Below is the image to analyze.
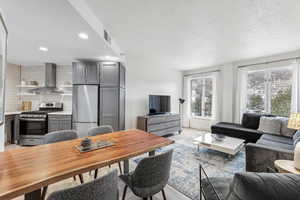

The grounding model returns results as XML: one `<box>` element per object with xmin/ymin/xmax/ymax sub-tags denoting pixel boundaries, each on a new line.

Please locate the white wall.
<box><xmin>5</xmin><ymin>63</ymin><xmax>21</xmax><ymax>111</ymax></box>
<box><xmin>125</xmin><ymin>59</ymin><xmax>182</xmax><ymax>129</ymax></box>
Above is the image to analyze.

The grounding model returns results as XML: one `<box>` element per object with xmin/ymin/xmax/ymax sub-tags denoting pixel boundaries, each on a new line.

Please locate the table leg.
<box><xmin>25</xmin><ymin>189</ymin><xmax>42</xmax><ymax>200</ymax></box>
<box><xmin>149</xmin><ymin>150</ymin><xmax>155</xmax><ymax>156</ymax></box>
<box><xmin>123</xmin><ymin>159</ymin><xmax>129</xmax><ymax>174</ymax></box>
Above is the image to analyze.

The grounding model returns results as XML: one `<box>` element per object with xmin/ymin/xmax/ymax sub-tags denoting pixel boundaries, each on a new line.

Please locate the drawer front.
<box><xmin>150</xmin><ymin>126</ymin><xmax>180</xmax><ymax>136</ymax></box>
<box><xmin>48</xmin><ymin>117</ymin><xmax>72</xmax><ymax>132</ymax></box>
<box><xmin>147</xmin><ymin>114</ymin><xmax>180</xmax><ymax>125</ymax></box>
<box><xmin>148</xmin><ymin>120</ymin><xmax>180</xmax><ymax>132</ymax></box>
<box><xmin>48</xmin><ymin>115</ymin><xmax>72</xmax><ymax>121</ymax></box>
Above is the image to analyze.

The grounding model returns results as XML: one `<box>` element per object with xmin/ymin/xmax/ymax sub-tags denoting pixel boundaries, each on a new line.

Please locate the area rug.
<box><xmin>134</xmin><ymin>131</ymin><xmax>245</xmax><ymax>200</ymax></box>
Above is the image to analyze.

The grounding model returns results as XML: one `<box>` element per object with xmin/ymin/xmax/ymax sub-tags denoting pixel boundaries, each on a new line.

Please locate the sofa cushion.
<box><xmin>241</xmin><ymin>113</ymin><xmax>275</xmax><ymax>130</ymax></box>
<box><xmin>257</xmin><ymin>116</ymin><xmax>281</xmax><ymax>135</ymax></box>
<box><xmin>226</xmin><ymin>173</ymin><xmax>300</xmax><ymax>200</ymax></box>
<box><xmin>257</xmin><ymin>137</ymin><xmax>294</xmax><ymax>151</ymax></box>
<box><xmin>277</xmin><ymin>117</ymin><xmax>297</xmax><ymax>137</ymax></box>
<box><xmin>241</xmin><ymin>113</ymin><xmax>263</xmax><ymax>130</ymax></box>
<box><xmin>260</xmin><ymin>134</ymin><xmax>294</xmax><ymax>145</ymax></box>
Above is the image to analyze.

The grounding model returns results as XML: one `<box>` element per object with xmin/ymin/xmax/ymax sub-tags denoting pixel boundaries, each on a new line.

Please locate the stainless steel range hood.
<box><xmin>32</xmin><ymin>63</ymin><xmax>62</xmax><ymax>94</ymax></box>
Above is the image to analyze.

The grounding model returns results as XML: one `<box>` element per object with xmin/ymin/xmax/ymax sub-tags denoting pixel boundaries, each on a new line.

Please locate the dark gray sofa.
<box><xmin>211</xmin><ymin>113</ymin><xmax>274</xmax><ymax>143</ymax></box>
<box><xmin>211</xmin><ymin>113</ymin><xmax>296</xmax><ymax>172</ymax></box>
<box><xmin>246</xmin><ymin>134</ymin><xmax>294</xmax><ymax>172</ymax></box>
<box><xmin>201</xmin><ymin>172</ymin><xmax>300</xmax><ymax>200</ymax></box>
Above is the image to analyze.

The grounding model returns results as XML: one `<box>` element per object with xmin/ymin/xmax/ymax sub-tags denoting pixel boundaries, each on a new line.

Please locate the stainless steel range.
<box><xmin>19</xmin><ymin>102</ymin><xmax>63</xmax><ymax>146</ymax></box>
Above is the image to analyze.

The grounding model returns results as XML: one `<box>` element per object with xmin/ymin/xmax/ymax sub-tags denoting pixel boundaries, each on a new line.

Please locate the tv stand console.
<box><xmin>137</xmin><ymin>113</ymin><xmax>181</xmax><ymax>136</ymax></box>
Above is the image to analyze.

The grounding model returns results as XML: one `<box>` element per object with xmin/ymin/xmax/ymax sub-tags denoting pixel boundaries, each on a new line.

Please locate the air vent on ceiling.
<box><xmin>104</xmin><ymin>29</ymin><xmax>111</xmax><ymax>44</ymax></box>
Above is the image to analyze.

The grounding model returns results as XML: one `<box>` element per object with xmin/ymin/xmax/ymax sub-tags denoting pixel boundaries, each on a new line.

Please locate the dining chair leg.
<box><xmin>79</xmin><ymin>174</ymin><xmax>84</xmax><ymax>184</ymax></box>
<box><xmin>94</xmin><ymin>169</ymin><xmax>98</xmax><ymax>179</ymax></box>
<box><xmin>122</xmin><ymin>185</ymin><xmax>128</xmax><ymax>200</ymax></box>
<box><xmin>143</xmin><ymin>198</ymin><xmax>147</xmax><ymax>200</ymax></box>
<box><xmin>41</xmin><ymin>186</ymin><xmax>48</xmax><ymax>200</ymax></box>
<box><xmin>150</xmin><ymin>196</ymin><xmax>153</xmax><ymax>200</ymax></box>
<box><xmin>162</xmin><ymin>189</ymin><xmax>167</xmax><ymax>200</ymax></box>
<box><xmin>118</xmin><ymin>162</ymin><xmax>123</xmax><ymax>174</ymax></box>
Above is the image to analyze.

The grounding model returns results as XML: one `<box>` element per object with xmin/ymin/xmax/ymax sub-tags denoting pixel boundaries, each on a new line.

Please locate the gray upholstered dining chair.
<box><xmin>88</xmin><ymin>125</ymin><xmax>123</xmax><ymax>178</ymax></box>
<box><xmin>42</xmin><ymin>130</ymin><xmax>83</xmax><ymax>200</ymax></box>
<box><xmin>47</xmin><ymin>170</ymin><xmax>119</xmax><ymax>200</ymax></box>
<box><xmin>120</xmin><ymin>149</ymin><xmax>173</xmax><ymax>200</ymax></box>
<box><xmin>88</xmin><ymin>125</ymin><xmax>114</xmax><ymax>136</ymax></box>
<box><xmin>44</xmin><ymin>130</ymin><xmax>78</xmax><ymax>144</ymax></box>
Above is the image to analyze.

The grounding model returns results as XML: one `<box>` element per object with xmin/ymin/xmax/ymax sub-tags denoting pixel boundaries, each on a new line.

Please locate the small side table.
<box><xmin>274</xmin><ymin>160</ymin><xmax>300</xmax><ymax>174</ymax></box>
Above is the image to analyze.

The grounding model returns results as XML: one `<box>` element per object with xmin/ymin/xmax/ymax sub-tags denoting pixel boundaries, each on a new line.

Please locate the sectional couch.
<box><xmin>201</xmin><ymin>172</ymin><xmax>300</xmax><ymax>200</ymax></box>
<box><xmin>211</xmin><ymin>113</ymin><xmax>296</xmax><ymax>172</ymax></box>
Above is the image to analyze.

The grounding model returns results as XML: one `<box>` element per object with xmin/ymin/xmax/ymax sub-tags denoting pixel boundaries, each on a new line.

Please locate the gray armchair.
<box><xmin>88</xmin><ymin>125</ymin><xmax>123</xmax><ymax>177</ymax></box>
<box><xmin>120</xmin><ymin>149</ymin><xmax>173</xmax><ymax>200</ymax></box>
<box><xmin>47</xmin><ymin>170</ymin><xmax>119</xmax><ymax>200</ymax></box>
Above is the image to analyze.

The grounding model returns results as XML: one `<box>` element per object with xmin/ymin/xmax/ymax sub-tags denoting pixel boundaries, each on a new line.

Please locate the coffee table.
<box><xmin>193</xmin><ymin>133</ymin><xmax>245</xmax><ymax>156</ymax></box>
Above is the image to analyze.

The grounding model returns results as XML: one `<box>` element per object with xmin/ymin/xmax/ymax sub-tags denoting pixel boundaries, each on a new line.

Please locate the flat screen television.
<box><xmin>149</xmin><ymin>95</ymin><xmax>171</xmax><ymax>115</ymax></box>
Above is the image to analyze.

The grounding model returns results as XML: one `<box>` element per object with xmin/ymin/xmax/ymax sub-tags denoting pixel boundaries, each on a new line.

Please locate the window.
<box><xmin>190</xmin><ymin>77</ymin><xmax>214</xmax><ymax>118</ymax></box>
<box><xmin>245</xmin><ymin>67</ymin><xmax>293</xmax><ymax>117</ymax></box>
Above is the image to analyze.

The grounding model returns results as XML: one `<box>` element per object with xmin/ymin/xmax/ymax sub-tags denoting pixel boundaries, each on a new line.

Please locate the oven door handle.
<box><xmin>19</xmin><ymin>118</ymin><xmax>46</xmax><ymax>122</ymax></box>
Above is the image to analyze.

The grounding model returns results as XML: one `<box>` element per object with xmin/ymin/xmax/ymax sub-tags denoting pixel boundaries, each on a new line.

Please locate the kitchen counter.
<box><xmin>5</xmin><ymin>111</ymin><xmax>22</xmax><ymax>115</ymax></box>
<box><xmin>48</xmin><ymin>111</ymin><xmax>72</xmax><ymax>115</ymax></box>
<box><xmin>5</xmin><ymin>111</ymin><xmax>72</xmax><ymax>115</ymax></box>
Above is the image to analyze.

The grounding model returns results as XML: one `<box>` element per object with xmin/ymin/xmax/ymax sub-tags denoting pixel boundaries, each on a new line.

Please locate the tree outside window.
<box><xmin>246</xmin><ymin>67</ymin><xmax>293</xmax><ymax>117</ymax></box>
<box><xmin>191</xmin><ymin>77</ymin><xmax>213</xmax><ymax>118</ymax></box>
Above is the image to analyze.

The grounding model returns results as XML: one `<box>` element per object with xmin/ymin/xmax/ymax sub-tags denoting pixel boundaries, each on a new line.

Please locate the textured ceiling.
<box><xmin>85</xmin><ymin>0</ymin><xmax>300</xmax><ymax>70</ymax></box>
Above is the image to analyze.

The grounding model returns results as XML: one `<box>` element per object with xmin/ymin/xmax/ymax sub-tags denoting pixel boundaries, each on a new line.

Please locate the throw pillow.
<box><xmin>293</xmin><ymin>130</ymin><xmax>300</xmax><ymax>148</ymax></box>
<box><xmin>277</xmin><ymin>117</ymin><xmax>297</xmax><ymax>138</ymax></box>
<box><xmin>241</xmin><ymin>113</ymin><xmax>263</xmax><ymax>130</ymax></box>
<box><xmin>257</xmin><ymin>117</ymin><xmax>281</xmax><ymax>135</ymax></box>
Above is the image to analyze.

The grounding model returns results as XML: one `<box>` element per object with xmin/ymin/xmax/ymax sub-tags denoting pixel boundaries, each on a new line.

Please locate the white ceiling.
<box><xmin>2</xmin><ymin>0</ymin><xmax>300</xmax><ymax>69</ymax></box>
<box><xmin>85</xmin><ymin>0</ymin><xmax>300</xmax><ymax>70</ymax></box>
<box><xmin>0</xmin><ymin>0</ymin><xmax>118</xmax><ymax>65</ymax></box>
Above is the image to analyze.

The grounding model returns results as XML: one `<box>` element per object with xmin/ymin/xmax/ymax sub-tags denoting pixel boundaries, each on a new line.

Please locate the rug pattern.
<box><xmin>134</xmin><ymin>131</ymin><xmax>245</xmax><ymax>200</ymax></box>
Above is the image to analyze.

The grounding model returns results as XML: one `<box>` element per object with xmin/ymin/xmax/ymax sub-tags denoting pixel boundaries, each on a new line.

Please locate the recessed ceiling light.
<box><xmin>99</xmin><ymin>55</ymin><xmax>120</xmax><ymax>61</ymax></box>
<box><xmin>78</xmin><ymin>32</ymin><xmax>89</xmax><ymax>39</ymax></box>
<box><xmin>39</xmin><ymin>46</ymin><xmax>48</xmax><ymax>52</ymax></box>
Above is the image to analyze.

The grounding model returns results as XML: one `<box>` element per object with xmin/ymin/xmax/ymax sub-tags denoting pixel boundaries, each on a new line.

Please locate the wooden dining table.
<box><xmin>0</xmin><ymin>129</ymin><xmax>174</xmax><ymax>200</ymax></box>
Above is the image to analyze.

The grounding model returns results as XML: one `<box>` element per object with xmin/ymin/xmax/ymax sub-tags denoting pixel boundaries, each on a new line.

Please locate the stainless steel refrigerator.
<box><xmin>72</xmin><ymin>85</ymin><xmax>99</xmax><ymax>138</ymax></box>
<box><xmin>72</xmin><ymin>61</ymin><xmax>126</xmax><ymax>138</ymax></box>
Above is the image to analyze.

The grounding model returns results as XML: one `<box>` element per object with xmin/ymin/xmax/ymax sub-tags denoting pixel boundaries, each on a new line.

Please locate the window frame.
<box><xmin>189</xmin><ymin>75</ymin><xmax>215</xmax><ymax>119</ymax></box>
<box><xmin>244</xmin><ymin>65</ymin><xmax>293</xmax><ymax>116</ymax></box>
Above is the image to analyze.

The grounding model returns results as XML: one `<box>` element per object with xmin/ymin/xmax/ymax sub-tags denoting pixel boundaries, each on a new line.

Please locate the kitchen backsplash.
<box><xmin>5</xmin><ymin>63</ymin><xmax>21</xmax><ymax>112</ymax></box>
<box><xmin>6</xmin><ymin>65</ymin><xmax>72</xmax><ymax>111</ymax></box>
